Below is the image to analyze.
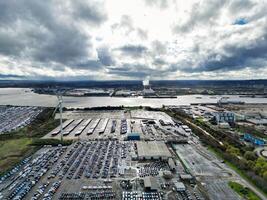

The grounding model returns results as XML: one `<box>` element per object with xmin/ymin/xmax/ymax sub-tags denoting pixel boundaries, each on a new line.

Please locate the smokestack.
<box><xmin>143</xmin><ymin>79</ymin><xmax>149</xmax><ymax>86</ymax></box>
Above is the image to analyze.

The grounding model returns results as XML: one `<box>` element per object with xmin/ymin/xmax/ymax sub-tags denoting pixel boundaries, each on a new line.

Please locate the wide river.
<box><xmin>0</xmin><ymin>88</ymin><xmax>267</xmax><ymax>108</ymax></box>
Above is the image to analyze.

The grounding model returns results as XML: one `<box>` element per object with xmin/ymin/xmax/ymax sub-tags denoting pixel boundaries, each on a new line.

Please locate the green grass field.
<box><xmin>0</xmin><ymin>108</ymin><xmax>60</xmax><ymax>175</ymax></box>
<box><xmin>228</xmin><ymin>181</ymin><xmax>261</xmax><ymax>200</ymax></box>
<box><xmin>0</xmin><ymin>138</ymin><xmax>36</xmax><ymax>173</ymax></box>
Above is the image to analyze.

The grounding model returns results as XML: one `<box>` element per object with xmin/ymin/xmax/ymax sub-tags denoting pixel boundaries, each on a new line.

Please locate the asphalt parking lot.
<box><xmin>0</xmin><ymin>106</ymin><xmax>43</xmax><ymax>134</ymax></box>
<box><xmin>0</xmin><ymin>110</ymin><xmax>248</xmax><ymax>200</ymax></box>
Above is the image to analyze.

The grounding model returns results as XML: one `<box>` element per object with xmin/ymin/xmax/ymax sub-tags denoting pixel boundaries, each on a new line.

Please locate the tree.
<box><xmin>247</xmin><ymin>160</ymin><xmax>255</xmax><ymax>170</ymax></box>
<box><xmin>244</xmin><ymin>151</ymin><xmax>257</xmax><ymax>161</ymax></box>
<box><xmin>263</xmin><ymin>171</ymin><xmax>267</xmax><ymax>182</ymax></box>
<box><xmin>238</xmin><ymin>158</ymin><xmax>249</xmax><ymax>170</ymax></box>
<box><xmin>226</xmin><ymin>145</ymin><xmax>241</xmax><ymax>156</ymax></box>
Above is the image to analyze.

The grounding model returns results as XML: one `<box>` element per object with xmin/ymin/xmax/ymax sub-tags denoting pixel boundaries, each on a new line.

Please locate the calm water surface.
<box><xmin>0</xmin><ymin>88</ymin><xmax>267</xmax><ymax>108</ymax></box>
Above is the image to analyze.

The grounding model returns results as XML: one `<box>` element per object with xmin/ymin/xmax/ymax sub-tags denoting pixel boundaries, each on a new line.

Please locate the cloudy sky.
<box><xmin>0</xmin><ymin>0</ymin><xmax>267</xmax><ymax>80</ymax></box>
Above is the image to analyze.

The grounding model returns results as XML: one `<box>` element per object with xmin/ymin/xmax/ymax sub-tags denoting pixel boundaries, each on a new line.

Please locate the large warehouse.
<box><xmin>136</xmin><ymin>141</ymin><xmax>172</xmax><ymax>160</ymax></box>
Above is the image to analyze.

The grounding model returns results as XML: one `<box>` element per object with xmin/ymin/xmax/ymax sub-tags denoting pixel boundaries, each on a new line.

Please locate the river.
<box><xmin>0</xmin><ymin>88</ymin><xmax>267</xmax><ymax>108</ymax></box>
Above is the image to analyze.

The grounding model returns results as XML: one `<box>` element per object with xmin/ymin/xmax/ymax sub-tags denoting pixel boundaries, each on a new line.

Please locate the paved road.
<box><xmin>255</xmin><ymin>147</ymin><xmax>267</xmax><ymax>158</ymax></box>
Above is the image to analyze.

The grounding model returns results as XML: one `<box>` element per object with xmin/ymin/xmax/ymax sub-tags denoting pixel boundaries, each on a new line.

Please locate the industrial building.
<box><xmin>244</xmin><ymin>133</ymin><xmax>265</xmax><ymax>146</ymax></box>
<box><xmin>143</xmin><ymin>176</ymin><xmax>158</xmax><ymax>191</ymax></box>
<box><xmin>168</xmin><ymin>158</ymin><xmax>176</xmax><ymax>171</ymax></box>
<box><xmin>180</xmin><ymin>174</ymin><xmax>194</xmax><ymax>182</ymax></box>
<box><xmin>136</xmin><ymin>141</ymin><xmax>172</xmax><ymax>160</ymax></box>
<box><xmin>247</xmin><ymin>118</ymin><xmax>267</xmax><ymax>125</ymax></box>
<box><xmin>173</xmin><ymin>181</ymin><xmax>186</xmax><ymax>192</ymax></box>
<box><xmin>213</xmin><ymin>111</ymin><xmax>235</xmax><ymax>124</ymax></box>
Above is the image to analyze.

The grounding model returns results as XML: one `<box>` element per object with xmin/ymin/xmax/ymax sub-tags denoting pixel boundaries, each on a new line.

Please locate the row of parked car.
<box><xmin>0</xmin><ymin>106</ymin><xmax>43</xmax><ymax>134</ymax></box>
<box><xmin>138</xmin><ymin>161</ymin><xmax>169</xmax><ymax>177</ymax></box>
<box><xmin>0</xmin><ymin>157</ymin><xmax>31</xmax><ymax>185</ymax></box>
<box><xmin>59</xmin><ymin>190</ymin><xmax>116</xmax><ymax>200</ymax></box>
<box><xmin>177</xmin><ymin>189</ymin><xmax>202</xmax><ymax>200</ymax></box>
<box><xmin>5</xmin><ymin>147</ymin><xmax>65</xmax><ymax>200</ymax></box>
<box><xmin>122</xmin><ymin>191</ymin><xmax>163</xmax><ymax>200</ymax></box>
<box><xmin>120</xmin><ymin>142</ymin><xmax>133</xmax><ymax>159</ymax></box>
<box><xmin>42</xmin><ymin>181</ymin><xmax>61</xmax><ymax>200</ymax></box>
<box><xmin>110</xmin><ymin>120</ymin><xmax>116</xmax><ymax>133</ymax></box>
<box><xmin>30</xmin><ymin>182</ymin><xmax>50</xmax><ymax>200</ymax></box>
<box><xmin>47</xmin><ymin>141</ymin><xmax>121</xmax><ymax>181</ymax></box>
<box><xmin>57</xmin><ymin>143</ymin><xmax>83</xmax><ymax>180</ymax></box>
<box><xmin>120</xmin><ymin>119</ymin><xmax>128</xmax><ymax>134</ymax></box>
<box><xmin>48</xmin><ymin>145</ymin><xmax>73</xmax><ymax>179</ymax></box>
<box><xmin>85</xmin><ymin>140</ymin><xmax>119</xmax><ymax>179</ymax></box>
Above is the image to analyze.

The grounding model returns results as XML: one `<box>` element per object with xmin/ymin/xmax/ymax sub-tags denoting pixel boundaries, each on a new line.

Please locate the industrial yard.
<box><xmin>0</xmin><ymin>109</ymin><xmax>256</xmax><ymax>200</ymax></box>
<box><xmin>1</xmin><ymin>0</ymin><xmax>267</xmax><ymax>198</ymax></box>
<box><xmin>43</xmin><ymin>110</ymin><xmax>189</xmax><ymax>142</ymax></box>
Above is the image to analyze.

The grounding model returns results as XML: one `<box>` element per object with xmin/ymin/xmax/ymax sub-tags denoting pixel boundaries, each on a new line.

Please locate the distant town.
<box><xmin>17</xmin><ymin>79</ymin><xmax>266</xmax><ymax>98</ymax></box>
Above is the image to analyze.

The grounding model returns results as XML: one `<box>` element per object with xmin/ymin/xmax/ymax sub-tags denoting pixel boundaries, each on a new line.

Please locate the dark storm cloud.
<box><xmin>116</xmin><ymin>45</ymin><xmax>148</xmax><ymax>58</ymax></box>
<box><xmin>107</xmin><ymin>63</ymin><xmax>150</xmax><ymax>78</ymax></box>
<box><xmin>72</xmin><ymin>1</ymin><xmax>107</xmax><ymax>24</ymax></box>
<box><xmin>109</xmin><ymin>70</ymin><xmax>149</xmax><ymax>78</ymax></box>
<box><xmin>97</xmin><ymin>47</ymin><xmax>115</xmax><ymax>66</ymax></box>
<box><xmin>0</xmin><ymin>74</ymin><xmax>25</xmax><ymax>78</ymax></box>
<box><xmin>74</xmin><ymin>47</ymin><xmax>115</xmax><ymax>69</ymax></box>
<box><xmin>32</xmin><ymin>28</ymin><xmax>90</xmax><ymax>64</ymax></box>
<box><xmin>0</xmin><ymin>0</ymin><xmax>107</xmax><ymax>67</ymax></box>
<box><xmin>182</xmin><ymin>34</ymin><xmax>267</xmax><ymax>73</ymax></box>
<box><xmin>0</xmin><ymin>31</ymin><xmax>25</xmax><ymax>56</ymax></box>
<box><xmin>75</xmin><ymin>59</ymin><xmax>103</xmax><ymax>70</ymax></box>
<box><xmin>153</xmin><ymin>58</ymin><xmax>167</xmax><ymax>66</ymax></box>
<box><xmin>107</xmin><ymin>62</ymin><xmax>173</xmax><ymax>78</ymax></box>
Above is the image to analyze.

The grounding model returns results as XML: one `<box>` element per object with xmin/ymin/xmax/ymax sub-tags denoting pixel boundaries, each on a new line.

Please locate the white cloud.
<box><xmin>0</xmin><ymin>0</ymin><xmax>266</xmax><ymax>80</ymax></box>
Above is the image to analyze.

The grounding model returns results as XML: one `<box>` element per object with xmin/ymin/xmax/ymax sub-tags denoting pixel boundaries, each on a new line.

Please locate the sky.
<box><xmin>0</xmin><ymin>0</ymin><xmax>267</xmax><ymax>80</ymax></box>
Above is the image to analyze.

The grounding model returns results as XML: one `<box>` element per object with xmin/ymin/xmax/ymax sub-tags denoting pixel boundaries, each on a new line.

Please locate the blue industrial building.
<box><xmin>127</xmin><ymin>132</ymin><xmax>140</xmax><ymax>140</ymax></box>
<box><xmin>244</xmin><ymin>133</ymin><xmax>265</xmax><ymax>146</ymax></box>
<box><xmin>213</xmin><ymin>111</ymin><xmax>235</xmax><ymax>123</ymax></box>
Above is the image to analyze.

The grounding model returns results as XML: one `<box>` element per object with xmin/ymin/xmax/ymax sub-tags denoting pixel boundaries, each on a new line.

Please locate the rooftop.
<box><xmin>137</xmin><ymin>141</ymin><xmax>172</xmax><ymax>158</ymax></box>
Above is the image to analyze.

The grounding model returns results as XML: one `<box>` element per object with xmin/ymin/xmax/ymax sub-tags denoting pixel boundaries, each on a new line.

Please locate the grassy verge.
<box><xmin>0</xmin><ymin>108</ymin><xmax>61</xmax><ymax>175</ymax></box>
<box><xmin>0</xmin><ymin>138</ymin><xmax>38</xmax><ymax>175</ymax></box>
<box><xmin>32</xmin><ymin>138</ymin><xmax>73</xmax><ymax>146</ymax></box>
<box><xmin>228</xmin><ymin>181</ymin><xmax>261</xmax><ymax>200</ymax></box>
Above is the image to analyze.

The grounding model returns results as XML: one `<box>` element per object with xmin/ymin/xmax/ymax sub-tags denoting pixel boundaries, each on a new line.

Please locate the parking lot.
<box><xmin>0</xmin><ymin>109</ymin><xmax>247</xmax><ymax>200</ymax></box>
<box><xmin>0</xmin><ymin>106</ymin><xmax>43</xmax><ymax>134</ymax></box>
<box><xmin>0</xmin><ymin>146</ymin><xmax>67</xmax><ymax>200</ymax></box>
